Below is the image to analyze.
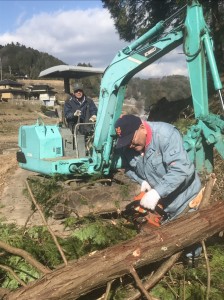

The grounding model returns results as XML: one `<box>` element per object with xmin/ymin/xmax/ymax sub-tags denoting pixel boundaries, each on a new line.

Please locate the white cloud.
<box><xmin>0</xmin><ymin>8</ymin><xmax>188</xmax><ymax>78</ymax></box>
<box><xmin>0</xmin><ymin>8</ymin><xmax>126</xmax><ymax>69</ymax></box>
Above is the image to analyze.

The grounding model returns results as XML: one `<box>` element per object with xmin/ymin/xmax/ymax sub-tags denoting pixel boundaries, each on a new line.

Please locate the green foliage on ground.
<box><xmin>25</xmin><ymin>176</ymin><xmax>64</xmax><ymax>217</ymax></box>
<box><xmin>149</xmin><ymin>242</ymin><xmax>224</xmax><ymax>299</ymax></box>
<box><xmin>0</xmin><ymin>215</ymin><xmax>137</xmax><ymax>289</ymax></box>
<box><xmin>1</xmin><ymin>164</ymin><xmax>224</xmax><ymax>297</ymax></box>
<box><xmin>1</xmin><ymin>203</ymin><xmax>224</xmax><ymax>299</ymax></box>
<box><xmin>72</xmin><ymin>217</ymin><xmax>137</xmax><ymax>250</ymax></box>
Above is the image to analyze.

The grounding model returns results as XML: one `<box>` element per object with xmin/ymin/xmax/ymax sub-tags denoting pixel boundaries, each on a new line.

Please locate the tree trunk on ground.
<box><xmin>5</xmin><ymin>201</ymin><xmax>224</xmax><ymax>300</ymax></box>
<box><xmin>53</xmin><ymin>175</ymin><xmax>140</xmax><ymax>218</ymax></box>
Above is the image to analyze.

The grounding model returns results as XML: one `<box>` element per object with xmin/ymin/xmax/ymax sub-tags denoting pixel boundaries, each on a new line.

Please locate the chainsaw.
<box><xmin>122</xmin><ymin>192</ymin><xmax>167</xmax><ymax>230</ymax></box>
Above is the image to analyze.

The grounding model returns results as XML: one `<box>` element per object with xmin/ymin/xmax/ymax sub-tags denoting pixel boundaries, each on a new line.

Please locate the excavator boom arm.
<box><xmin>91</xmin><ymin>0</ymin><xmax>223</xmax><ymax>175</ymax></box>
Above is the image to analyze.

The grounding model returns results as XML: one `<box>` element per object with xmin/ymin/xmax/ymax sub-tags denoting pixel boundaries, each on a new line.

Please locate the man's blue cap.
<box><xmin>114</xmin><ymin>114</ymin><xmax>142</xmax><ymax>148</ymax></box>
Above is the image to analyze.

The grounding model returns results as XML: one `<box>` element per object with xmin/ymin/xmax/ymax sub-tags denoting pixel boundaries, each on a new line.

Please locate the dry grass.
<box><xmin>212</xmin><ymin>152</ymin><xmax>224</xmax><ymax>201</ymax></box>
<box><xmin>0</xmin><ymin>102</ymin><xmax>56</xmax><ymax>149</ymax></box>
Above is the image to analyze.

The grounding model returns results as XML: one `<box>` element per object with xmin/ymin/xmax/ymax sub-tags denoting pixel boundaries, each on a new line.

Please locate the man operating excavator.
<box><xmin>64</xmin><ymin>83</ymin><xmax>97</xmax><ymax>134</ymax></box>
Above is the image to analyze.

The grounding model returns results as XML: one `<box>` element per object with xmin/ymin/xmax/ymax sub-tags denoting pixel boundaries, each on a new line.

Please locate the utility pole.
<box><xmin>0</xmin><ymin>57</ymin><xmax>2</xmax><ymax>81</ymax></box>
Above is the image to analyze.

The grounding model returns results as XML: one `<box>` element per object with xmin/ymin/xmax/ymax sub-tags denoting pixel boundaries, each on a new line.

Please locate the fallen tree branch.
<box><xmin>129</xmin><ymin>266</ymin><xmax>152</xmax><ymax>300</ymax></box>
<box><xmin>127</xmin><ymin>251</ymin><xmax>182</xmax><ymax>300</ymax></box>
<box><xmin>5</xmin><ymin>201</ymin><xmax>224</xmax><ymax>300</ymax></box>
<box><xmin>0</xmin><ymin>240</ymin><xmax>50</xmax><ymax>275</ymax></box>
<box><xmin>26</xmin><ymin>180</ymin><xmax>68</xmax><ymax>266</ymax></box>
<box><xmin>102</xmin><ymin>280</ymin><xmax>115</xmax><ymax>300</ymax></box>
<box><xmin>23</xmin><ymin>209</ymin><xmax>37</xmax><ymax>233</ymax></box>
<box><xmin>0</xmin><ymin>264</ymin><xmax>26</xmax><ymax>287</ymax></box>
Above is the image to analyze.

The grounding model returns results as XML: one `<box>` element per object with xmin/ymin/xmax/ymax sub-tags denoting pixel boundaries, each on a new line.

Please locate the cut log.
<box><xmin>5</xmin><ymin>201</ymin><xmax>224</xmax><ymax>300</ymax></box>
<box><xmin>53</xmin><ymin>177</ymin><xmax>140</xmax><ymax>218</ymax></box>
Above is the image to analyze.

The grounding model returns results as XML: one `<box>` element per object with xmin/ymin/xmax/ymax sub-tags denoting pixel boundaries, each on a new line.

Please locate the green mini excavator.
<box><xmin>17</xmin><ymin>0</ymin><xmax>224</xmax><ymax>177</ymax></box>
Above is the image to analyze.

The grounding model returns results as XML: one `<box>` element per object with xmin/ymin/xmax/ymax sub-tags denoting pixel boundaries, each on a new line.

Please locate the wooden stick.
<box><xmin>103</xmin><ymin>280</ymin><xmax>115</xmax><ymax>300</ymax></box>
<box><xmin>23</xmin><ymin>209</ymin><xmax>37</xmax><ymax>233</ymax></box>
<box><xmin>129</xmin><ymin>266</ymin><xmax>153</xmax><ymax>300</ymax></box>
<box><xmin>161</xmin><ymin>279</ymin><xmax>179</xmax><ymax>298</ymax></box>
<box><xmin>0</xmin><ymin>264</ymin><xmax>27</xmax><ymax>287</ymax></box>
<box><xmin>127</xmin><ymin>252</ymin><xmax>182</xmax><ymax>300</ymax></box>
<box><xmin>25</xmin><ymin>180</ymin><xmax>68</xmax><ymax>266</ymax></box>
<box><xmin>201</xmin><ymin>240</ymin><xmax>211</xmax><ymax>300</ymax></box>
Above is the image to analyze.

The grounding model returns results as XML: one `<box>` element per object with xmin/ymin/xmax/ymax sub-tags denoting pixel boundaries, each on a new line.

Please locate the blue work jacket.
<box><xmin>64</xmin><ymin>95</ymin><xmax>97</xmax><ymax>124</ymax></box>
<box><xmin>122</xmin><ymin>121</ymin><xmax>201</xmax><ymax>220</ymax></box>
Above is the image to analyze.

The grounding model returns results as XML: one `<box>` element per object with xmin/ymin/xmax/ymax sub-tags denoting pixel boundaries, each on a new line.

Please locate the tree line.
<box><xmin>0</xmin><ymin>42</ymin><xmax>65</xmax><ymax>80</ymax></box>
<box><xmin>0</xmin><ymin>42</ymin><xmax>192</xmax><ymax>106</ymax></box>
<box><xmin>127</xmin><ymin>75</ymin><xmax>191</xmax><ymax>110</ymax></box>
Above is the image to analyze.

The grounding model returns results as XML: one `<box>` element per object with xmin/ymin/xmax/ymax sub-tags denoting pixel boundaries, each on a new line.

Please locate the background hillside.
<box><xmin>0</xmin><ymin>43</ymin><xmax>65</xmax><ymax>79</ymax></box>
<box><xmin>0</xmin><ymin>42</ymin><xmax>219</xmax><ymax>113</ymax></box>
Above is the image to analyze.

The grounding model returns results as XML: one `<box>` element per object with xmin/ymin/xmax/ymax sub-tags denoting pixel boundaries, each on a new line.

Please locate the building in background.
<box><xmin>0</xmin><ymin>79</ymin><xmax>26</xmax><ymax>101</ymax></box>
<box><xmin>26</xmin><ymin>84</ymin><xmax>57</xmax><ymax>106</ymax></box>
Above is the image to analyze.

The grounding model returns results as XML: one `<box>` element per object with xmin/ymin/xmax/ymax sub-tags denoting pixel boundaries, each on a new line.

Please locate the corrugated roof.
<box><xmin>39</xmin><ymin>65</ymin><xmax>105</xmax><ymax>79</ymax></box>
<box><xmin>28</xmin><ymin>85</ymin><xmax>54</xmax><ymax>90</ymax></box>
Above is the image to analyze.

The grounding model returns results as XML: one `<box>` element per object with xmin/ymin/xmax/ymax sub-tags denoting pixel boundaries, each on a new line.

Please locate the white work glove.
<box><xmin>89</xmin><ymin>115</ymin><xmax>97</xmax><ymax>122</ymax></box>
<box><xmin>140</xmin><ymin>189</ymin><xmax>160</xmax><ymax>211</ymax></box>
<box><xmin>74</xmin><ymin>110</ymin><xmax>81</xmax><ymax>117</ymax></box>
<box><xmin>141</xmin><ymin>180</ymin><xmax>152</xmax><ymax>192</ymax></box>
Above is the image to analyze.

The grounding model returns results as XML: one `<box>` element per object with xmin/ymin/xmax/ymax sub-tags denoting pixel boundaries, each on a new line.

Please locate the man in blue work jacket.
<box><xmin>115</xmin><ymin>114</ymin><xmax>202</xmax><ymax>260</ymax></box>
<box><xmin>64</xmin><ymin>83</ymin><xmax>97</xmax><ymax>134</ymax></box>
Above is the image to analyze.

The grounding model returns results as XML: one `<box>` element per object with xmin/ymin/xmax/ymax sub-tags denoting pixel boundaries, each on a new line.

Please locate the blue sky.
<box><xmin>0</xmin><ymin>1</ymin><xmax>103</xmax><ymax>33</ymax></box>
<box><xmin>0</xmin><ymin>0</ymin><xmax>187</xmax><ymax>77</ymax></box>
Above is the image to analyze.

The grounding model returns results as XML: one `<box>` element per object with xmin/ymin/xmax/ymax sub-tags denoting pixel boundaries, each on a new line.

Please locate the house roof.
<box><xmin>0</xmin><ymin>79</ymin><xmax>23</xmax><ymax>87</ymax></box>
<box><xmin>28</xmin><ymin>85</ymin><xmax>54</xmax><ymax>90</ymax></box>
<box><xmin>39</xmin><ymin>65</ymin><xmax>105</xmax><ymax>79</ymax></box>
<box><xmin>0</xmin><ymin>89</ymin><xmax>27</xmax><ymax>94</ymax></box>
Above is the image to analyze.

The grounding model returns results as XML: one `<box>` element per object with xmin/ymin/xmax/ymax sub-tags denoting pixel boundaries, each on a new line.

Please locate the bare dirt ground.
<box><xmin>0</xmin><ymin>102</ymin><xmax>64</xmax><ymax>230</ymax></box>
